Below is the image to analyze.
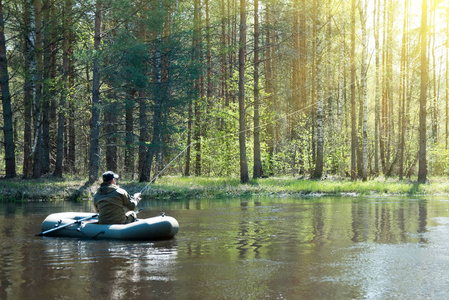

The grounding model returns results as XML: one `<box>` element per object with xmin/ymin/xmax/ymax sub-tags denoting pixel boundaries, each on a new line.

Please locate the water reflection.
<box><xmin>1</xmin><ymin>197</ymin><xmax>449</xmax><ymax>299</ymax></box>
<box><xmin>172</xmin><ymin>197</ymin><xmax>449</xmax><ymax>299</ymax></box>
<box><xmin>41</xmin><ymin>239</ymin><xmax>178</xmax><ymax>297</ymax></box>
<box><xmin>348</xmin><ymin>199</ymin><xmax>429</xmax><ymax>244</ymax></box>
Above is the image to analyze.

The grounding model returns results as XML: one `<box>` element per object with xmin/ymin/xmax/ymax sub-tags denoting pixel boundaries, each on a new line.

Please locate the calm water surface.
<box><xmin>1</xmin><ymin>196</ymin><xmax>449</xmax><ymax>299</ymax></box>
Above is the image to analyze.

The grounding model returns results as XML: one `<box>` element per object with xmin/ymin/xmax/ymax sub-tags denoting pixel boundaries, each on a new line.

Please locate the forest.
<box><xmin>0</xmin><ymin>0</ymin><xmax>448</xmax><ymax>183</ymax></box>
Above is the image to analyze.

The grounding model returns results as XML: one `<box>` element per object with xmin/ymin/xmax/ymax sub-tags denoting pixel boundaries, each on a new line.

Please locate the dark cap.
<box><xmin>102</xmin><ymin>171</ymin><xmax>119</xmax><ymax>182</ymax></box>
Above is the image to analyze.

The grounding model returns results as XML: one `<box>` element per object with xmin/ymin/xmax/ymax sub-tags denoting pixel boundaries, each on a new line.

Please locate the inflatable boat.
<box><xmin>38</xmin><ymin>212</ymin><xmax>179</xmax><ymax>240</ymax></box>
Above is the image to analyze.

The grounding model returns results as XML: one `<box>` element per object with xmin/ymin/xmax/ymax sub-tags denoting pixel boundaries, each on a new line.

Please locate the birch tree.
<box><xmin>32</xmin><ymin>0</ymin><xmax>44</xmax><ymax>178</ymax></box>
<box><xmin>88</xmin><ymin>0</ymin><xmax>102</xmax><ymax>182</ymax></box>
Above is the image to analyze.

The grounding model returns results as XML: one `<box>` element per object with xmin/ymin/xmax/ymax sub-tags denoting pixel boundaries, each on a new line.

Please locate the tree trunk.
<box><xmin>386</xmin><ymin>0</ymin><xmax>393</xmax><ymax>173</ymax></box>
<box><xmin>140</xmin><ymin>102</ymin><xmax>161</xmax><ymax>182</ymax></box>
<box><xmin>265</xmin><ymin>3</ymin><xmax>274</xmax><ymax>175</ymax></box>
<box><xmin>220</xmin><ymin>0</ymin><xmax>227</xmax><ymax>107</ymax></box>
<box><xmin>253</xmin><ymin>0</ymin><xmax>263</xmax><ymax>179</ymax></box>
<box><xmin>186</xmin><ymin>0</ymin><xmax>202</xmax><ymax>177</ymax></box>
<box><xmin>0</xmin><ymin>0</ymin><xmax>16</xmax><ymax>178</ymax></box>
<box><xmin>398</xmin><ymin>0</ymin><xmax>407</xmax><ymax>180</ymax></box>
<box><xmin>350</xmin><ymin>0</ymin><xmax>357</xmax><ymax>180</ymax></box>
<box><xmin>238</xmin><ymin>0</ymin><xmax>249</xmax><ymax>183</ymax></box>
<box><xmin>360</xmin><ymin>0</ymin><xmax>368</xmax><ymax>181</ymax></box>
<box><xmin>66</xmin><ymin>30</ymin><xmax>76</xmax><ymax>174</ymax></box>
<box><xmin>105</xmin><ymin>106</ymin><xmax>117</xmax><ymax>172</ymax></box>
<box><xmin>313</xmin><ymin>0</ymin><xmax>323</xmax><ymax>179</ymax></box>
<box><xmin>67</xmin><ymin>78</ymin><xmax>76</xmax><ymax>173</ymax></box>
<box><xmin>193</xmin><ymin>0</ymin><xmax>202</xmax><ymax>176</ymax></box>
<box><xmin>138</xmin><ymin>90</ymin><xmax>148</xmax><ymax>175</ymax></box>
<box><xmin>48</xmin><ymin>0</ymin><xmax>57</xmax><ymax>171</ymax></box>
<box><xmin>229</xmin><ymin>0</ymin><xmax>237</xmax><ymax>105</ymax></box>
<box><xmin>311</xmin><ymin>1</ymin><xmax>317</xmax><ymax>169</ymax></box>
<box><xmin>82</xmin><ymin>61</ymin><xmax>90</xmax><ymax>172</ymax></box>
<box><xmin>271</xmin><ymin>25</ymin><xmax>278</xmax><ymax>152</ymax></box>
<box><xmin>300</xmin><ymin>0</ymin><xmax>307</xmax><ymax>109</ymax></box>
<box><xmin>42</xmin><ymin>0</ymin><xmax>52</xmax><ymax>174</ymax></box>
<box><xmin>124</xmin><ymin>92</ymin><xmax>135</xmax><ymax>178</ymax></box>
<box><xmin>291</xmin><ymin>0</ymin><xmax>300</xmax><ymax>140</ymax></box>
<box><xmin>32</xmin><ymin>0</ymin><xmax>44</xmax><ymax>178</ymax></box>
<box><xmin>140</xmin><ymin>36</ymin><xmax>164</xmax><ymax>182</ymax></box>
<box><xmin>206</xmin><ymin>0</ymin><xmax>212</xmax><ymax>106</ymax></box>
<box><xmin>23</xmin><ymin>0</ymin><xmax>34</xmax><ymax>178</ymax></box>
<box><xmin>298</xmin><ymin>0</ymin><xmax>307</xmax><ymax>175</ymax></box>
<box><xmin>326</xmin><ymin>7</ymin><xmax>333</xmax><ymax>162</ymax></box>
<box><xmin>374</xmin><ymin>0</ymin><xmax>380</xmax><ymax>175</ymax></box>
<box><xmin>431</xmin><ymin>2</ymin><xmax>437</xmax><ymax>144</ymax></box>
<box><xmin>184</xmin><ymin>101</ymin><xmax>192</xmax><ymax>176</ymax></box>
<box><xmin>54</xmin><ymin>87</ymin><xmax>65</xmax><ymax>178</ymax></box>
<box><xmin>337</xmin><ymin>61</ymin><xmax>344</xmax><ymax>175</ymax></box>
<box><xmin>445</xmin><ymin>7</ymin><xmax>449</xmax><ymax>149</ymax></box>
<box><xmin>54</xmin><ymin>0</ymin><xmax>72</xmax><ymax>177</ymax></box>
<box><xmin>418</xmin><ymin>0</ymin><xmax>428</xmax><ymax>183</ymax></box>
<box><xmin>357</xmin><ymin>82</ymin><xmax>363</xmax><ymax>179</ymax></box>
<box><xmin>380</xmin><ymin>0</ymin><xmax>387</xmax><ymax>175</ymax></box>
<box><xmin>89</xmin><ymin>0</ymin><xmax>102</xmax><ymax>182</ymax></box>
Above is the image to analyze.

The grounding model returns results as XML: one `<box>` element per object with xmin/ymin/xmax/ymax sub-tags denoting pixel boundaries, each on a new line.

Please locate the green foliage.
<box><xmin>428</xmin><ymin>144</ymin><xmax>449</xmax><ymax>176</ymax></box>
<box><xmin>105</xmin><ymin>31</ymin><xmax>152</xmax><ymax>90</ymax></box>
<box><xmin>2</xmin><ymin>0</ymin><xmax>449</xmax><ymax>182</ymax></box>
<box><xmin>200</xmin><ymin>102</ymin><xmax>241</xmax><ymax>176</ymax></box>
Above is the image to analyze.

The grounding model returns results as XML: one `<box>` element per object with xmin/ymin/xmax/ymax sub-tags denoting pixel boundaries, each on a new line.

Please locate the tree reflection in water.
<box><xmin>2</xmin><ymin>197</ymin><xmax>449</xmax><ymax>299</ymax></box>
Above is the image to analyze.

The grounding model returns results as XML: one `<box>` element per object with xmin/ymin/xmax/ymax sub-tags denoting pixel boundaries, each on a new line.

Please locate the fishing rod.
<box><xmin>137</xmin><ymin>145</ymin><xmax>191</xmax><ymax>195</ymax></box>
<box><xmin>137</xmin><ymin>73</ymin><xmax>357</xmax><ymax>196</ymax></box>
<box><xmin>137</xmin><ymin>101</ymin><xmax>318</xmax><ymax>196</ymax></box>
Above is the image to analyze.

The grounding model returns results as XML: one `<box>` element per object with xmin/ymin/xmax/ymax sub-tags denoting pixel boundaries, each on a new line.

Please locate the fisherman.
<box><xmin>93</xmin><ymin>171</ymin><xmax>141</xmax><ymax>224</ymax></box>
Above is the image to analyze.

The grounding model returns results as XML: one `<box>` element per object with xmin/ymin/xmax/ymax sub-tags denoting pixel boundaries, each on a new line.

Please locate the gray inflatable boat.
<box><xmin>39</xmin><ymin>212</ymin><xmax>179</xmax><ymax>240</ymax></box>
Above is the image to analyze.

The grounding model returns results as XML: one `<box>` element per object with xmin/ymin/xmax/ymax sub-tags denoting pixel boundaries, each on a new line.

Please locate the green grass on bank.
<box><xmin>0</xmin><ymin>175</ymin><xmax>448</xmax><ymax>201</ymax></box>
<box><xmin>0</xmin><ymin>177</ymin><xmax>91</xmax><ymax>201</ymax></box>
<box><xmin>126</xmin><ymin>175</ymin><xmax>449</xmax><ymax>199</ymax></box>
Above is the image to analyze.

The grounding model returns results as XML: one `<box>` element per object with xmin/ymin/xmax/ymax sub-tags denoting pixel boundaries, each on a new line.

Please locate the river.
<box><xmin>1</xmin><ymin>196</ymin><xmax>449</xmax><ymax>299</ymax></box>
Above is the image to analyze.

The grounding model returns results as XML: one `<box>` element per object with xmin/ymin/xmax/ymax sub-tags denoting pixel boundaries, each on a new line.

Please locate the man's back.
<box><xmin>93</xmin><ymin>184</ymin><xmax>137</xmax><ymax>224</ymax></box>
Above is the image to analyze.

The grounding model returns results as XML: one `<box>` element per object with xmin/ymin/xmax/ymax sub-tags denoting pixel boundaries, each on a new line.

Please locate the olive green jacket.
<box><xmin>93</xmin><ymin>183</ymin><xmax>139</xmax><ymax>224</ymax></box>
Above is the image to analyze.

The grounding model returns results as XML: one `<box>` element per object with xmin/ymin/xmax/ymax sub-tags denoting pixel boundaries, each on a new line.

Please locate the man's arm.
<box><xmin>93</xmin><ymin>195</ymin><xmax>99</xmax><ymax>212</ymax></box>
<box><xmin>122</xmin><ymin>190</ymin><xmax>140</xmax><ymax>210</ymax></box>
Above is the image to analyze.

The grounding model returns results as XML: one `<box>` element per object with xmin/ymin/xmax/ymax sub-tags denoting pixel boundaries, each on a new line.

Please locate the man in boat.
<box><xmin>93</xmin><ymin>171</ymin><xmax>141</xmax><ymax>224</ymax></box>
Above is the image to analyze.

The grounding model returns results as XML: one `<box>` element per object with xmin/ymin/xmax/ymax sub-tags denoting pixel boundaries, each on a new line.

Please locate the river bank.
<box><xmin>0</xmin><ymin>175</ymin><xmax>448</xmax><ymax>201</ymax></box>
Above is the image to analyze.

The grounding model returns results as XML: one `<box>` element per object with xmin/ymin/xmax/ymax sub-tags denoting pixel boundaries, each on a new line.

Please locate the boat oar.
<box><xmin>36</xmin><ymin>213</ymin><xmax>99</xmax><ymax>236</ymax></box>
